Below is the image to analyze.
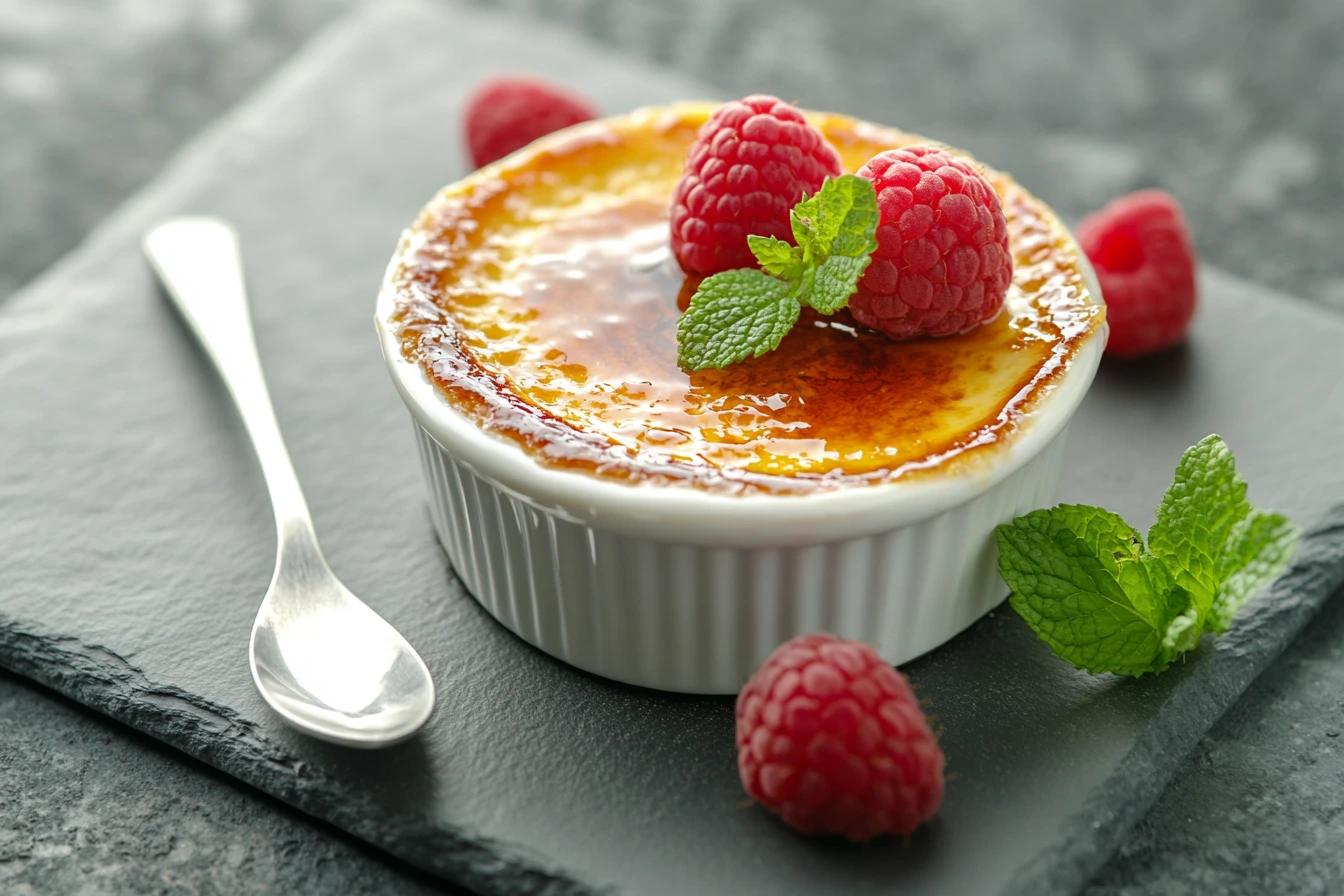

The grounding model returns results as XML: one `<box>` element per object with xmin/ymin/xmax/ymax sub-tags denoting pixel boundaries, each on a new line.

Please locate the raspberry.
<box><xmin>848</xmin><ymin>146</ymin><xmax>1012</xmax><ymax>339</ymax></box>
<box><xmin>1076</xmin><ymin>189</ymin><xmax>1198</xmax><ymax>357</ymax></box>
<box><xmin>671</xmin><ymin>95</ymin><xmax>843</xmax><ymax>275</ymax></box>
<box><xmin>463</xmin><ymin>76</ymin><xmax>598</xmax><ymax>169</ymax></box>
<box><xmin>736</xmin><ymin>633</ymin><xmax>945</xmax><ymax>841</ymax></box>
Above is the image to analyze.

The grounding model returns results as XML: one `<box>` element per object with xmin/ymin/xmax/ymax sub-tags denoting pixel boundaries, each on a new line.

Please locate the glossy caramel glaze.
<box><xmin>386</xmin><ymin>105</ymin><xmax>1104</xmax><ymax>494</ymax></box>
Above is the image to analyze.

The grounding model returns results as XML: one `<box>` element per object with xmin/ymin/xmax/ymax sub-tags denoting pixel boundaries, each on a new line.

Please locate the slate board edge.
<box><xmin>0</xmin><ymin>616</ymin><xmax>595</xmax><ymax>896</ymax></box>
<box><xmin>3</xmin><ymin>1</ymin><xmax>1344</xmax><ymax>893</ymax></box>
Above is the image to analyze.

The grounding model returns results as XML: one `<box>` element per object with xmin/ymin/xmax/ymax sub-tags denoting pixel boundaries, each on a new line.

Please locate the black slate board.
<box><xmin>3</xmin><ymin>2</ymin><xmax>1344</xmax><ymax>894</ymax></box>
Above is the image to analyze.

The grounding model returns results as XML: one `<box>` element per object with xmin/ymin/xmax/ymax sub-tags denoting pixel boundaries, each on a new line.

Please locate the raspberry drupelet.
<box><xmin>1076</xmin><ymin>189</ymin><xmax>1198</xmax><ymax>358</ymax></box>
<box><xmin>736</xmin><ymin>633</ymin><xmax>945</xmax><ymax>841</ymax></box>
<box><xmin>849</xmin><ymin>145</ymin><xmax>1013</xmax><ymax>340</ymax></box>
<box><xmin>671</xmin><ymin>95</ymin><xmax>844</xmax><ymax>275</ymax></box>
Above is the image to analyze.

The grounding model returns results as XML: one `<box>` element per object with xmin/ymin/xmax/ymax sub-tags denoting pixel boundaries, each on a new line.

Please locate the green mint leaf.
<box><xmin>1046</xmin><ymin>504</ymin><xmax>1143</xmax><ymax>571</ymax></box>
<box><xmin>1161</xmin><ymin>598</ymin><xmax>1201</xmax><ymax>657</ymax></box>
<box><xmin>825</xmin><ymin>176</ymin><xmax>881</xmax><ymax>259</ymax></box>
<box><xmin>1148</xmin><ymin>434</ymin><xmax>1251</xmax><ymax>620</ymax></box>
<box><xmin>804</xmin><ymin>254</ymin><xmax>872</xmax><ymax>314</ymax></box>
<box><xmin>995</xmin><ymin>509</ymin><xmax>1166</xmax><ymax>677</ymax></box>
<box><xmin>814</xmin><ymin>174</ymin><xmax>879</xmax><ymax>257</ymax></box>
<box><xmin>747</xmin><ymin>235</ymin><xmax>805</xmax><ymax>280</ymax></box>
<box><xmin>790</xmin><ymin>191</ymin><xmax>823</xmax><ymax>257</ymax></box>
<box><xmin>789</xmin><ymin>175</ymin><xmax>879</xmax><ymax>264</ymax></box>
<box><xmin>676</xmin><ymin>269</ymin><xmax>800</xmax><ymax>372</ymax></box>
<box><xmin>790</xmin><ymin>175</ymin><xmax>879</xmax><ymax>314</ymax></box>
<box><xmin>1117</xmin><ymin>552</ymin><xmax>1184</xmax><ymax>634</ymax></box>
<box><xmin>1206</xmin><ymin>511</ymin><xmax>1300</xmax><ymax>632</ymax></box>
<box><xmin>784</xmin><ymin>184</ymin><xmax>827</xmax><ymax>251</ymax></box>
<box><xmin>1029</xmin><ymin>505</ymin><xmax>1186</xmax><ymax>635</ymax></box>
<box><xmin>996</xmin><ymin>435</ymin><xmax>1300</xmax><ymax>677</ymax></box>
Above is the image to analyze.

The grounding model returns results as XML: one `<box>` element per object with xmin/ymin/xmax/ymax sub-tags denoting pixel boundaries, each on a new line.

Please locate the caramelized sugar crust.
<box><xmin>386</xmin><ymin>105</ymin><xmax>1104</xmax><ymax>494</ymax></box>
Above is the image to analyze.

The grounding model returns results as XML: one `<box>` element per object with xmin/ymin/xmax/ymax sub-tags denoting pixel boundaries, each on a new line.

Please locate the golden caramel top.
<box><xmin>386</xmin><ymin>105</ymin><xmax>1104</xmax><ymax>494</ymax></box>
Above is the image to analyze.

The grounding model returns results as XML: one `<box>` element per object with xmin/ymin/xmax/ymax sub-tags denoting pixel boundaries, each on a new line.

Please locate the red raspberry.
<box><xmin>1076</xmin><ymin>189</ymin><xmax>1198</xmax><ymax>357</ymax></box>
<box><xmin>849</xmin><ymin>146</ymin><xmax>1012</xmax><ymax>339</ymax></box>
<box><xmin>736</xmin><ymin>633</ymin><xmax>945</xmax><ymax>842</ymax></box>
<box><xmin>671</xmin><ymin>95</ymin><xmax>843</xmax><ymax>275</ymax></box>
<box><xmin>463</xmin><ymin>76</ymin><xmax>598</xmax><ymax>169</ymax></box>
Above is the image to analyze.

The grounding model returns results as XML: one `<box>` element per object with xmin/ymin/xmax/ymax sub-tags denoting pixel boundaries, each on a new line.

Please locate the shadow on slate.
<box><xmin>2</xmin><ymin>1</ymin><xmax>1344</xmax><ymax>894</ymax></box>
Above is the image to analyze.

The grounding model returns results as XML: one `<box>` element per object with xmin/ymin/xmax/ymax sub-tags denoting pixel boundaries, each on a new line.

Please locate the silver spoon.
<box><xmin>143</xmin><ymin>217</ymin><xmax>435</xmax><ymax>749</ymax></box>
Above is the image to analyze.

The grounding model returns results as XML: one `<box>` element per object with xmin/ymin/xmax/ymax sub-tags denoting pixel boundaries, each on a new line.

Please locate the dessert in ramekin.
<box><xmin>376</xmin><ymin>103</ymin><xmax>1106</xmax><ymax>694</ymax></box>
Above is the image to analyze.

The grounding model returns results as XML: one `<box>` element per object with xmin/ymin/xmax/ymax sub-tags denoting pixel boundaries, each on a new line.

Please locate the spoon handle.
<box><xmin>143</xmin><ymin>218</ymin><xmax>316</xmax><ymax>548</ymax></box>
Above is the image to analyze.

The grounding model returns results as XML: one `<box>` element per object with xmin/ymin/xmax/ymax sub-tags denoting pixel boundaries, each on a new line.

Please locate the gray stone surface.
<box><xmin>0</xmin><ymin>670</ymin><xmax>451</xmax><ymax>896</ymax></box>
<box><xmin>0</xmin><ymin>0</ymin><xmax>351</xmax><ymax>302</ymax></box>
<box><xmin>2</xmin><ymin>0</ymin><xmax>1343</xmax><ymax>894</ymax></box>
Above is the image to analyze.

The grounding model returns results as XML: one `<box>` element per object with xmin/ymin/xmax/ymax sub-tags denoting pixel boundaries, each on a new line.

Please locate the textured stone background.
<box><xmin>0</xmin><ymin>673</ymin><xmax>449</xmax><ymax>895</ymax></box>
<box><xmin>2</xmin><ymin>0</ymin><xmax>1343</xmax><ymax>893</ymax></box>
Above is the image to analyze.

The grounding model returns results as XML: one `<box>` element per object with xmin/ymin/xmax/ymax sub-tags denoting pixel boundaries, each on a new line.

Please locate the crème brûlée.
<box><xmin>384</xmin><ymin>104</ymin><xmax>1105</xmax><ymax>495</ymax></box>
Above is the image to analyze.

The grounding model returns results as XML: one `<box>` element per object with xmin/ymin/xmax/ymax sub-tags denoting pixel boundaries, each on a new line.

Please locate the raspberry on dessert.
<box><xmin>670</xmin><ymin>95</ymin><xmax>843</xmax><ymax>275</ymax></box>
<box><xmin>463</xmin><ymin>76</ymin><xmax>598</xmax><ymax>169</ymax></box>
<box><xmin>849</xmin><ymin>146</ymin><xmax>1012</xmax><ymax>340</ymax></box>
<box><xmin>736</xmin><ymin>633</ymin><xmax>945</xmax><ymax>841</ymax></box>
<box><xmin>1076</xmin><ymin>189</ymin><xmax>1198</xmax><ymax>358</ymax></box>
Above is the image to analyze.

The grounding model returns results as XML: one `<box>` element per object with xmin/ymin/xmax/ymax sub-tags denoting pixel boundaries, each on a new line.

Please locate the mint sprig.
<box><xmin>676</xmin><ymin>175</ymin><xmax>879</xmax><ymax>372</ymax></box>
<box><xmin>996</xmin><ymin>435</ymin><xmax>1300</xmax><ymax>677</ymax></box>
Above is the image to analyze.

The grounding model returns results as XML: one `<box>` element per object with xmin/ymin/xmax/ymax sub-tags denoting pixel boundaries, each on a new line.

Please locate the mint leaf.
<box><xmin>1119</xmin><ymin>549</ymin><xmax>1196</xmax><ymax>657</ymax></box>
<box><xmin>790</xmin><ymin>191</ymin><xmax>824</xmax><ymax>255</ymax></box>
<box><xmin>805</xmin><ymin>254</ymin><xmax>871</xmax><ymax>314</ymax></box>
<box><xmin>825</xmin><ymin>176</ymin><xmax>881</xmax><ymax>259</ymax></box>
<box><xmin>676</xmin><ymin>269</ymin><xmax>799</xmax><ymax>372</ymax></box>
<box><xmin>678</xmin><ymin>176</ymin><xmax>880</xmax><ymax>370</ymax></box>
<box><xmin>1207</xmin><ymin>511</ymin><xmax>1300</xmax><ymax>632</ymax></box>
<box><xmin>1161</xmin><ymin>600</ymin><xmax>1201</xmax><ymax>657</ymax></box>
<box><xmin>1047</xmin><ymin>504</ymin><xmax>1143</xmax><ymax>571</ymax></box>
<box><xmin>747</xmin><ymin>235</ymin><xmax>805</xmax><ymax>280</ymax></box>
<box><xmin>996</xmin><ymin>434</ymin><xmax>1299</xmax><ymax>678</ymax></box>
<box><xmin>1030</xmin><ymin>505</ymin><xmax>1182</xmax><ymax>631</ymax></box>
<box><xmin>996</xmin><ymin>509</ymin><xmax>1167</xmax><ymax>677</ymax></box>
<box><xmin>793</xmin><ymin>175</ymin><xmax>878</xmax><ymax>314</ymax></box>
<box><xmin>1117</xmin><ymin>553</ymin><xmax>1184</xmax><ymax>632</ymax></box>
<box><xmin>1148</xmin><ymin>435</ymin><xmax>1251</xmax><ymax>618</ymax></box>
<box><xmin>788</xmin><ymin>174</ymin><xmax>881</xmax><ymax>262</ymax></box>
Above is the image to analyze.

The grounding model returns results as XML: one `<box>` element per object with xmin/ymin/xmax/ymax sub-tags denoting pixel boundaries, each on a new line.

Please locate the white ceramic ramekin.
<box><xmin>375</xmin><ymin>128</ymin><xmax>1106</xmax><ymax>695</ymax></box>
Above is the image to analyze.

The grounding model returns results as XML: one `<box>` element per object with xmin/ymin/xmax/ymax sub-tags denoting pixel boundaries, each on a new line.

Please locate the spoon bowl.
<box><xmin>251</xmin><ymin>579</ymin><xmax>435</xmax><ymax>748</ymax></box>
<box><xmin>248</xmin><ymin>532</ymin><xmax>435</xmax><ymax>746</ymax></box>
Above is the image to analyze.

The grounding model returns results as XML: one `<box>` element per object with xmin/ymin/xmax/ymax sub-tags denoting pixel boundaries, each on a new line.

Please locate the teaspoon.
<box><xmin>144</xmin><ymin>217</ymin><xmax>435</xmax><ymax>748</ymax></box>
